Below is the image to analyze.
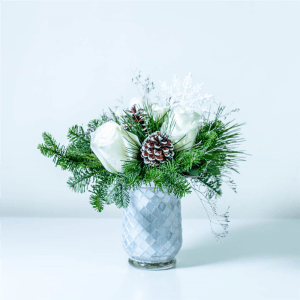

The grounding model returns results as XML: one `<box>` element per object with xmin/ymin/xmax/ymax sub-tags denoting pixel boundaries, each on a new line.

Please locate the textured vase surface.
<box><xmin>122</xmin><ymin>184</ymin><xmax>182</xmax><ymax>264</ymax></box>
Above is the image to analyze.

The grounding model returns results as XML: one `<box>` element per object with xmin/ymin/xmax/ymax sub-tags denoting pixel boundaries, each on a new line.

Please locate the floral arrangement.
<box><xmin>38</xmin><ymin>73</ymin><xmax>246</xmax><ymax>240</ymax></box>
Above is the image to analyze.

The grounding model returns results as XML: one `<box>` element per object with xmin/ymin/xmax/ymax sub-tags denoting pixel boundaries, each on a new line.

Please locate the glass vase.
<box><xmin>122</xmin><ymin>183</ymin><xmax>182</xmax><ymax>270</ymax></box>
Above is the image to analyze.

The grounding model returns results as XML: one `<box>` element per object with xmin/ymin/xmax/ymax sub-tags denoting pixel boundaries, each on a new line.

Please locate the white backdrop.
<box><xmin>1</xmin><ymin>1</ymin><xmax>299</xmax><ymax>219</ymax></box>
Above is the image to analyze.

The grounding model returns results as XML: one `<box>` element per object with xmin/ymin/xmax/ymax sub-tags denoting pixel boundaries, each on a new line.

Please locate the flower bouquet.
<box><xmin>38</xmin><ymin>73</ymin><xmax>246</xmax><ymax>269</ymax></box>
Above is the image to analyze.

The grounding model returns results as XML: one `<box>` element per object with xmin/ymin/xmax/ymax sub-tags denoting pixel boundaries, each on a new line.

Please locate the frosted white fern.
<box><xmin>159</xmin><ymin>73</ymin><xmax>213</xmax><ymax>114</ymax></box>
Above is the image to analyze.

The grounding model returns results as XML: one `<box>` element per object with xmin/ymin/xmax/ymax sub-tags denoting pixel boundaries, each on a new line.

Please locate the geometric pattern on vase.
<box><xmin>122</xmin><ymin>183</ymin><xmax>182</xmax><ymax>263</ymax></box>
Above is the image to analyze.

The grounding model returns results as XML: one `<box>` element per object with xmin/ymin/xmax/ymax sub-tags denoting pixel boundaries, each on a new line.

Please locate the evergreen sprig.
<box><xmin>38</xmin><ymin>102</ymin><xmax>246</xmax><ymax>216</ymax></box>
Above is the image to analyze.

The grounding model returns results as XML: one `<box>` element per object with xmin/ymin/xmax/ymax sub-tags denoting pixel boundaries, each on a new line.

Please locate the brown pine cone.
<box><xmin>124</xmin><ymin>105</ymin><xmax>147</xmax><ymax>132</ymax></box>
<box><xmin>141</xmin><ymin>131</ymin><xmax>174</xmax><ymax>166</ymax></box>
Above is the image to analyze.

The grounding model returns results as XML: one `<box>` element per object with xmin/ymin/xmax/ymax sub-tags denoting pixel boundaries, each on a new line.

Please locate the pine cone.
<box><xmin>124</xmin><ymin>105</ymin><xmax>147</xmax><ymax>132</ymax></box>
<box><xmin>141</xmin><ymin>131</ymin><xmax>174</xmax><ymax>166</ymax></box>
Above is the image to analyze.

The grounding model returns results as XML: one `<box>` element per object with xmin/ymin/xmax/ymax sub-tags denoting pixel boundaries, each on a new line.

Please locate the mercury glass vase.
<box><xmin>122</xmin><ymin>183</ymin><xmax>182</xmax><ymax>270</ymax></box>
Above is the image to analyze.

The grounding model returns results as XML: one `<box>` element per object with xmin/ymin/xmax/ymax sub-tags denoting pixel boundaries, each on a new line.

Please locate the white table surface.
<box><xmin>1</xmin><ymin>218</ymin><xmax>299</xmax><ymax>300</ymax></box>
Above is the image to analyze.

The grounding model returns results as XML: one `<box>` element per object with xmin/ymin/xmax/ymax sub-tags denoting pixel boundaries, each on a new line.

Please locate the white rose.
<box><xmin>168</xmin><ymin>106</ymin><xmax>202</xmax><ymax>150</ymax></box>
<box><xmin>90</xmin><ymin>121</ymin><xmax>141</xmax><ymax>173</ymax></box>
<box><xmin>151</xmin><ymin>103</ymin><xmax>170</xmax><ymax>121</ymax></box>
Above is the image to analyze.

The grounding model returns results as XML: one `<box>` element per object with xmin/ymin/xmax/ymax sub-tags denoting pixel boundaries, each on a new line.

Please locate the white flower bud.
<box><xmin>167</xmin><ymin>106</ymin><xmax>202</xmax><ymax>150</ymax></box>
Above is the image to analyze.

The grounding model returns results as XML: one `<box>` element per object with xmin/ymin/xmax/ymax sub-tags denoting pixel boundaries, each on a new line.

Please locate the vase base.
<box><xmin>128</xmin><ymin>258</ymin><xmax>176</xmax><ymax>270</ymax></box>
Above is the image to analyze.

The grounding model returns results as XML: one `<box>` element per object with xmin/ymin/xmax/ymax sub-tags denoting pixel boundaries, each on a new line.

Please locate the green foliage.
<box><xmin>38</xmin><ymin>132</ymin><xmax>93</xmax><ymax>171</ymax></box>
<box><xmin>67</xmin><ymin>168</ymin><xmax>103</xmax><ymax>193</ymax></box>
<box><xmin>89</xmin><ymin>176</ymin><xmax>130</xmax><ymax>212</ymax></box>
<box><xmin>177</xmin><ymin>105</ymin><xmax>246</xmax><ymax>200</ymax></box>
<box><xmin>38</xmin><ymin>103</ymin><xmax>246</xmax><ymax>214</ymax></box>
<box><xmin>68</xmin><ymin>125</ymin><xmax>91</xmax><ymax>154</ymax></box>
<box><xmin>87</xmin><ymin>119</ymin><xmax>103</xmax><ymax>133</ymax></box>
<box><xmin>143</xmin><ymin>161</ymin><xmax>191</xmax><ymax>198</ymax></box>
<box><xmin>120</xmin><ymin>99</ymin><xmax>171</xmax><ymax>144</ymax></box>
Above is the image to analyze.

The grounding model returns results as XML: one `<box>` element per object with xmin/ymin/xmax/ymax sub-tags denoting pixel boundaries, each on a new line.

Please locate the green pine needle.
<box><xmin>38</xmin><ymin>103</ymin><xmax>247</xmax><ymax>213</ymax></box>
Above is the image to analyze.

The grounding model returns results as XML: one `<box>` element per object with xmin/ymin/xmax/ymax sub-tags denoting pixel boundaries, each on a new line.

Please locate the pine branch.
<box><xmin>87</xmin><ymin>119</ymin><xmax>102</xmax><ymax>134</ymax></box>
<box><xmin>38</xmin><ymin>99</ymin><xmax>246</xmax><ymax>222</ymax></box>
<box><xmin>109</xmin><ymin>182</ymin><xmax>130</xmax><ymax>209</ymax></box>
<box><xmin>89</xmin><ymin>191</ymin><xmax>105</xmax><ymax>212</ymax></box>
<box><xmin>67</xmin><ymin>169</ymin><xmax>103</xmax><ymax>193</ymax></box>
<box><xmin>68</xmin><ymin>125</ymin><xmax>89</xmax><ymax>142</ymax></box>
<box><xmin>142</xmin><ymin>160</ymin><xmax>191</xmax><ymax>198</ymax></box>
<box><xmin>38</xmin><ymin>132</ymin><xmax>103</xmax><ymax>171</ymax></box>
